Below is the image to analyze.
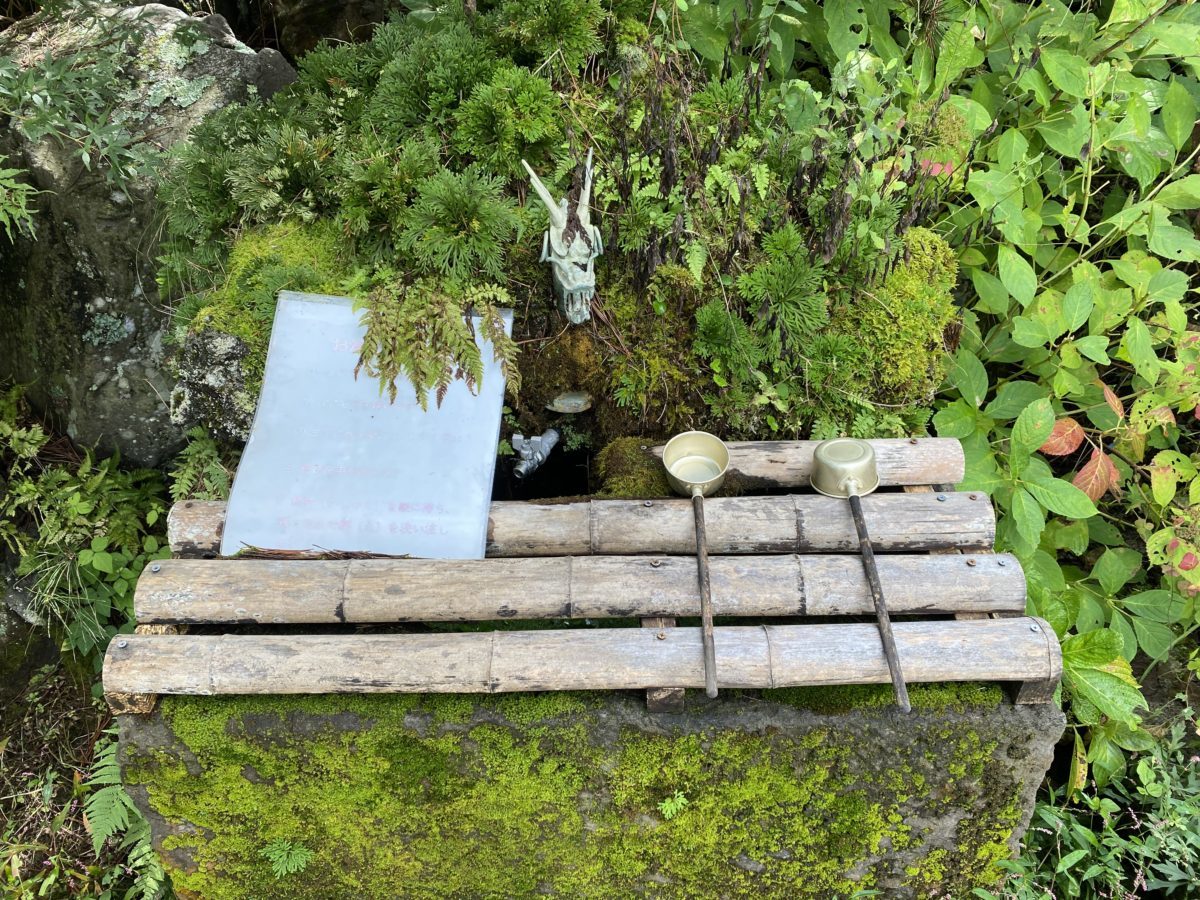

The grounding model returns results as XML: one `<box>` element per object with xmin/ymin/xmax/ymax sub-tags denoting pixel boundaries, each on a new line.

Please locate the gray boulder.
<box><xmin>0</xmin><ymin>5</ymin><xmax>294</xmax><ymax>466</ymax></box>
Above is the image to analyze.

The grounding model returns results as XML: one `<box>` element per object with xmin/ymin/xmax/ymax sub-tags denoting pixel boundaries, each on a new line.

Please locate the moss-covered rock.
<box><xmin>170</xmin><ymin>221</ymin><xmax>352</xmax><ymax>440</ymax></box>
<box><xmin>121</xmin><ymin>687</ymin><xmax>1062</xmax><ymax>898</ymax></box>
<box><xmin>596</xmin><ymin>437</ymin><xmax>672</xmax><ymax>497</ymax></box>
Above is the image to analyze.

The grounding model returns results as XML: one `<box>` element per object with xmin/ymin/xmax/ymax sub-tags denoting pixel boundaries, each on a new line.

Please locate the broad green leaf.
<box><xmin>1130</xmin><ymin>617</ymin><xmax>1175</xmax><ymax>661</ymax></box>
<box><xmin>1121</xmin><ymin>590</ymin><xmax>1189</xmax><ymax>624</ymax></box>
<box><xmin>1148</xmin><ymin>217</ymin><xmax>1200</xmax><ymax>262</ymax></box>
<box><xmin>997</xmin><ymin>245</ymin><xmax>1036</xmax><ymax>307</ymax></box>
<box><xmin>91</xmin><ymin>551</ymin><xmax>114</xmax><ymax>574</ymax></box>
<box><xmin>1161</xmin><ymin>80</ymin><xmax>1197</xmax><ymax>152</ymax></box>
<box><xmin>1011</xmin><ymin>397</ymin><xmax>1055</xmax><ymax>460</ymax></box>
<box><xmin>680</xmin><ymin>3</ymin><xmax>730</xmax><ymax>63</ymax></box>
<box><xmin>933</xmin><ymin>400</ymin><xmax>978</xmax><ymax>439</ymax></box>
<box><xmin>995</xmin><ymin>128</ymin><xmax>1029</xmax><ymax>171</ymax></box>
<box><xmin>1011</xmin><ymin>315</ymin><xmax>1050</xmax><ymax>347</ymax></box>
<box><xmin>1109</xmin><ymin>608</ymin><xmax>1137</xmax><ymax>660</ymax></box>
<box><xmin>1011</xmin><ymin>487</ymin><xmax>1045</xmax><ymax>547</ymax></box>
<box><xmin>1025</xmin><ymin>472</ymin><xmax>1099</xmax><ymax>519</ymax></box>
<box><xmin>823</xmin><ymin>0</ymin><xmax>867</xmax><ymax>62</ymax></box>
<box><xmin>1155</xmin><ymin>175</ymin><xmax>1200</xmax><ymax>210</ymax></box>
<box><xmin>1061</xmin><ymin>282</ymin><xmax>1093</xmax><ymax>333</ymax></box>
<box><xmin>1146</xmin><ymin>268</ymin><xmax>1188</xmax><ymax>305</ymax></box>
<box><xmin>948</xmin><ymin>348</ymin><xmax>988</xmax><ymax>407</ymax></box>
<box><xmin>1062</xmin><ymin>630</ymin><xmax>1145</xmax><ymax>728</ymax></box>
<box><xmin>971</xmin><ymin>268</ymin><xmax>1011</xmax><ymax>315</ymax></box>
<box><xmin>1035</xmin><ymin>102</ymin><xmax>1089</xmax><ymax>158</ymax></box>
<box><xmin>984</xmin><ymin>381</ymin><xmax>1048</xmax><ymax>420</ymax></box>
<box><xmin>1091</xmin><ymin>547</ymin><xmax>1142</xmax><ymax>595</ymax></box>
<box><xmin>1041</xmin><ymin>49</ymin><xmax>1089</xmax><ymax>98</ymax></box>
<box><xmin>934</xmin><ymin>22</ymin><xmax>984</xmax><ymax>92</ymax></box>
<box><xmin>1119</xmin><ymin>317</ymin><xmax>1159</xmax><ymax>384</ymax></box>
<box><xmin>1072</xmin><ymin>335</ymin><xmax>1110</xmax><ymax>364</ymax></box>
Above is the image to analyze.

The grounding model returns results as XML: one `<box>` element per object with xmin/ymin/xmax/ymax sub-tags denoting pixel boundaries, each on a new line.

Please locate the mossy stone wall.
<box><xmin>120</xmin><ymin>685</ymin><xmax>1062</xmax><ymax>898</ymax></box>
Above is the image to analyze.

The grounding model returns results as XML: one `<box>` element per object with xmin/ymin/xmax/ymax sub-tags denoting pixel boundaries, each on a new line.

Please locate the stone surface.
<box><xmin>1</xmin><ymin>563</ymin><xmax>57</xmax><ymax>704</ymax></box>
<box><xmin>120</xmin><ymin>685</ymin><xmax>1064</xmax><ymax>898</ymax></box>
<box><xmin>0</xmin><ymin>5</ymin><xmax>295</xmax><ymax>466</ymax></box>
<box><xmin>265</xmin><ymin>0</ymin><xmax>393</xmax><ymax>58</ymax></box>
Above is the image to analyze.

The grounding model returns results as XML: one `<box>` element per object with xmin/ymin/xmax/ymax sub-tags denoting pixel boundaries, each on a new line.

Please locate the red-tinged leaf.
<box><xmin>1040</xmin><ymin>417</ymin><xmax>1086</xmax><ymax>456</ymax></box>
<box><xmin>1073</xmin><ymin>448</ymin><xmax>1120</xmax><ymax>502</ymax></box>
<box><xmin>1193</xmin><ymin>404</ymin><xmax>1199</xmax><ymax>421</ymax></box>
<box><xmin>1100</xmin><ymin>382</ymin><xmax>1124</xmax><ymax>420</ymax></box>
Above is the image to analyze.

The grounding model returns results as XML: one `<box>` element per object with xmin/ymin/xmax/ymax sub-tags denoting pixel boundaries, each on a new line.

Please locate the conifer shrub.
<box><xmin>158</xmin><ymin>0</ymin><xmax>960</xmax><ymax>443</ymax></box>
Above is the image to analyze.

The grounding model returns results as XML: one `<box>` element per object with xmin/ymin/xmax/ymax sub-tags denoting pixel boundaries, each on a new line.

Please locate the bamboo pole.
<box><xmin>133</xmin><ymin>553</ymin><xmax>1025</xmax><ymax>624</ymax></box>
<box><xmin>167</xmin><ymin>492</ymin><xmax>995</xmax><ymax>558</ymax></box>
<box><xmin>102</xmin><ymin>617</ymin><xmax>1059</xmax><ymax>699</ymax></box>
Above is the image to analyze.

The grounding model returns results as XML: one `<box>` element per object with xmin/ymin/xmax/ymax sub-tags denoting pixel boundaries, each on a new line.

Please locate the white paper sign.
<box><xmin>220</xmin><ymin>291</ymin><xmax>511</xmax><ymax>559</ymax></box>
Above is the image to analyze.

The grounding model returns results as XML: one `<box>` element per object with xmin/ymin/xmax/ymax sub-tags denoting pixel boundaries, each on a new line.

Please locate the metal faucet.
<box><xmin>512</xmin><ymin>428</ymin><xmax>560</xmax><ymax>479</ymax></box>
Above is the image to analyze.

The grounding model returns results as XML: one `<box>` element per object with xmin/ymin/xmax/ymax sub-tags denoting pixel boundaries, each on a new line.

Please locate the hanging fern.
<box><xmin>355</xmin><ymin>277</ymin><xmax>520</xmax><ymax>408</ymax></box>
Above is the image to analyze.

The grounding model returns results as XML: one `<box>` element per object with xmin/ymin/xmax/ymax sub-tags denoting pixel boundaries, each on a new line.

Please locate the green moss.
<box><xmin>842</xmin><ymin>227</ymin><xmax>958</xmax><ymax>405</ymax></box>
<box><xmin>182</xmin><ymin>221</ymin><xmax>352</xmax><ymax>389</ymax></box>
<box><xmin>764</xmin><ymin>681</ymin><xmax>1004</xmax><ymax>715</ymax></box>
<box><xmin>126</xmin><ymin>691</ymin><xmax>1035</xmax><ymax>899</ymax></box>
<box><xmin>596</xmin><ymin>436</ymin><xmax>672</xmax><ymax>497</ymax></box>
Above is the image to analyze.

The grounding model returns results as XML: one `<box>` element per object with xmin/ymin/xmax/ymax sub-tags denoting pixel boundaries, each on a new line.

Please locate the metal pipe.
<box><xmin>848</xmin><ymin>493</ymin><xmax>911</xmax><ymax>713</ymax></box>
<box><xmin>692</xmin><ymin>490</ymin><xmax>718</xmax><ymax>699</ymax></box>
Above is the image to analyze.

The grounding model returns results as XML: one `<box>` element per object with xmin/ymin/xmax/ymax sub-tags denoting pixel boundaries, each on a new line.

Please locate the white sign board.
<box><xmin>220</xmin><ymin>291</ymin><xmax>511</xmax><ymax>559</ymax></box>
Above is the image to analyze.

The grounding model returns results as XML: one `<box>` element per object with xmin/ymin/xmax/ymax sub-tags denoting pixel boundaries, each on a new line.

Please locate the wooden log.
<box><xmin>168</xmin><ymin>492</ymin><xmax>995</xmax><ymax>558</ymax></box>
<box><xmin>134</xmin><ymin>553</ymin><xmax>1025</xmax><ymax>624</ymax></box>
<box><xmin>651</xmin><ymin>438</ymin><xmax>964</xmax><ymax>489</ymax></box>
<box><xmin>102</xmin><ymin>617</ymin><xmax>1060</xmax><ymax>698</ymax></box>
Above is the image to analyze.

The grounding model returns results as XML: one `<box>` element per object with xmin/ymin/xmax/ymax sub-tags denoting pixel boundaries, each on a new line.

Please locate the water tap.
<box><xmin>512</xmin><ymin>428</ymin><xmax>560</xmax><ymax>479</ymax></box>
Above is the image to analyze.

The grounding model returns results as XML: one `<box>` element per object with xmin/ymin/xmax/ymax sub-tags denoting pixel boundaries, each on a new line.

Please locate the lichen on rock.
<box><xmin>0</xmin><ymin>4</ymin><xmax>296</xmax><ymax>465</ymax></box>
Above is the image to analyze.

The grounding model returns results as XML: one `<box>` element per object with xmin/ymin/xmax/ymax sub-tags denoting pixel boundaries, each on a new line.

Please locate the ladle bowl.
<box><xmin>811</xmin><ymin>438</ymin><xmax>880</xmax><ymax>499</ymax></box>
<box><xmin>662</xmin><ymin>431</ymin><xmax>729</xmax><ymax>498</ymax></box>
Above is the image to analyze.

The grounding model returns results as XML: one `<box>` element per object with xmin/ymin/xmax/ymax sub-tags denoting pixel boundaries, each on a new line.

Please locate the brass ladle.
<box><xmin>812</xmin><ymin>438</ymin><xmax>911</xmax><ymax>712</ymax></box>
<box><xmin>662</xmin><ymin>431</ymin><xmax>729</xmax><ymax>699</ymax></box>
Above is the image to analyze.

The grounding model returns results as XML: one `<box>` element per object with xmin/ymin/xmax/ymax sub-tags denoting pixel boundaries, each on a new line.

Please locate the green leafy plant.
<box><xmin>0</xmin><ymin>386</ymin><xmax>168</xmax><ymax>662</ymax></box>
<box><xmin>979</xmin><ymin>705</ymin><xmax>1200</xmax><ymax>899</ymax></box>
<box><xmin>0</xmin><ymin>155</ymin><xmax>38</xmax><ymax>240</ymax></box>
<box><xmin>259</xmin><ymin>839</ymin><xmax>313</xmax><ymax>880</ymax></box>
<box><xmin>84</xmin><ymin>730</ymin><xmax>167</xmax><ymax>899</ymax></box>
<box><xmin>657</xmin><ymin>790</ymin><xmax>689</xmax><ymax>821</ymax></box>
<box><xmin>169</xmin><ymin>426</ymin><xmax>233</xmax><ymax>502</ymax></box>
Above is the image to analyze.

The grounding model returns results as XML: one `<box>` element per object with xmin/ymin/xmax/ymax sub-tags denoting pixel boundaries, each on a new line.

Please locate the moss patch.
<box><xmin>596</xmin><ymin>437</ymin><xmax>672</xmax><ymax>497</ymax></box>
<box><xmin>123</xmin><ymin>690</ymin><xmax>1055</xmax><ymax>899</ymax></box>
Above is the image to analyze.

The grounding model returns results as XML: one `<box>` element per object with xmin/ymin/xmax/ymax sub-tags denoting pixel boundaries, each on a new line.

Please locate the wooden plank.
<box><xmin>134</xmin><ymin>553</ymin><xmax>1025</xmax><ymax>624</ymax></box>
<box><xmin>102</xmin><ymin>617</ymin><xmax>1060</xmax><ymax>696</ymax></box>
<box><xmin>168</xmin><ymin>493</ymin><xmax>995</xmax><ymax>558</ymax></box>
<box><xmin>651</xmin><ymin>438</ymin><xmax>964</xmax><ymax>488</ymax></box>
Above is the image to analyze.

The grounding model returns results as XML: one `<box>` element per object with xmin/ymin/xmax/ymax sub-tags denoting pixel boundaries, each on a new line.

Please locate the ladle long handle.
<box><xmin>848</xmin><ymin>494</ymin><xmax>911</xmax><ymax>713</ymax></box>
<box><xmin>692</xmin><ymin>493</ymin><xmax>719</xmax><ymax>699</ymax></box>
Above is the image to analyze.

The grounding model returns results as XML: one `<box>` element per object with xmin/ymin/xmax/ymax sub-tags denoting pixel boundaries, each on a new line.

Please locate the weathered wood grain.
<box><xmin>134</xmin><ymin>553</ymin><xmax>1024</xmax><ymax>624</ymax></box>
<box><xmin>651</xmin><ymin>438</ymin><xmax>964</xmax><ymax>488</ymax></box>
<box><xmin>102</xmin><ymin>617</ymin><xmax>1059</xmax><ymax>698</ymax></box>
<box><xmin>168</xmin><ymin>492</ymin><xmax>995</xmax><ymax>558</ymax></box>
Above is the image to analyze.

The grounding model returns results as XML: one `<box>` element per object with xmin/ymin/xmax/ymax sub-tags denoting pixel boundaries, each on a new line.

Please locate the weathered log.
<box><xmin>168</xmin><ymin>492</ymin><xmax>994</xmax><ymax>558</ymax></box>
<box><xmin>134</xmin><ymin>553</ymin><xmax>1024</xmax><ymax>624</ymax></box>
<box><xmin>651</xmin><ymin>438</ymin><xmax>964</xmax><ymax>489</ymax></box>
<box><xmin>102</xmin><ymin>617</ymin><xmax>1059</xmax><ymax>699</ymax></box>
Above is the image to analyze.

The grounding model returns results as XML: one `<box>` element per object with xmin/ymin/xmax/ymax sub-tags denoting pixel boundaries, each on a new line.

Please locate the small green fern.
<box><xmin>169</xmin><ymin>426</ymin><xmax>232</xmax><ymax>502</ymax></box>
<box><xmin>85</xmin><ymin>729</ymin><xmax>168</xmax><ymax>899</ymax></box>
<box><xmin>260</xmin><ymin>839</ymin><xmax>313</xmax><ymax>879</ymax></box>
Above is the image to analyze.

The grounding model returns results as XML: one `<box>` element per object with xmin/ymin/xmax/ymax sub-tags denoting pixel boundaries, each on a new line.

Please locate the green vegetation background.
<box><xmin>2</xmin><ymin>0</ymin><xmax>1199</xmax><ymax>897</ymax></box>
